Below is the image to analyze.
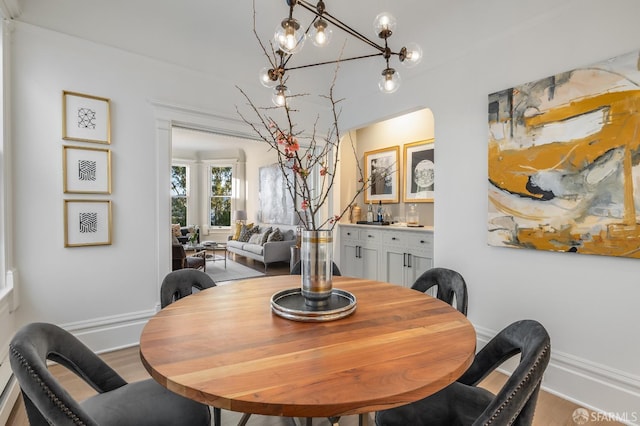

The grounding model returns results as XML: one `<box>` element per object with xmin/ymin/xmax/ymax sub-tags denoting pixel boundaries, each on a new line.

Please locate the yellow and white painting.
<box><xmin>488</xmin><ymin>49</ymin><xmax>640</xmax><ymax>258</ymax></box>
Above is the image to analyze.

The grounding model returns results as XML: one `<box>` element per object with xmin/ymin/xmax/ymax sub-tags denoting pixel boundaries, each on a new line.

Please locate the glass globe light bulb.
<box><xmin>374</xmin><ymin>13</ymin><xmax>397</xmax><ymax>38</ymax></box>
<box><xmin>400</xmin><ymin>43</ymin><xmax>423</xmax><ymax>68</ymax></box>
<box><xmin>310</xmin><ymin>18</ymin><xmax>332</xmax><ymax>47</ymax></box>
<box><xmin>272</xmin><ymin>85</ymin><xmax>290</xmax><ymax>107</ymax></box>
<box><xmin>379</xmin><ymin>68</ymin><xmax>401</xmax><ymax>94</ymax></box>
<box><xmin>259</xmin><ymin>67</ymin><xmax>279</xmax><ymax>88</ymax></box>
<box><xmin>274</xmin><ymin>18</ymin><xmax>305</xmax><ymax>54</ymax></box>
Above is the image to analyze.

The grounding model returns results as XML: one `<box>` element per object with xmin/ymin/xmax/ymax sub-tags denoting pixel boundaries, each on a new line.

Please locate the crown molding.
<box><xmin>0</xmin><ymin>0</ymin><xmax>20</xmax><ymax>19</ymax></box>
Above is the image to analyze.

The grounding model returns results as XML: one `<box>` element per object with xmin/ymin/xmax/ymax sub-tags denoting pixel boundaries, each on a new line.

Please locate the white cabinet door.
<box><xmin>360</xmin><ymin>246</ymin><xmax>379</xmax><ymax>281</ymax></box>
<box><xmin>341</xmin><ymin>242</ymin><xmax>362</xmax><ymax>278</ymax></box>
<box><xmin>382</xmin><ymin>248</ymin><xmax>407</xmax><ymax>286</ymax></box>
<box><xmin>405</xmin><ymin>252</ymin><xmax>433</xmax><ymax>286</ymax></box>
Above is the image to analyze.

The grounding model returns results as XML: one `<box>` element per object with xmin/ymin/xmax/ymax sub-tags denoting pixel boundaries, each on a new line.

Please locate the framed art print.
<box><xmin>403</xmin><ymin>139</ymin><xmax>434</xmax><ymax>202</ymax></box>
<box><xmin>64</xmin><ymin>200</ymin><xmax>112</xmax><ymax>247</ymax></box>
<box><xmin>364</xmin><ymin>146</ymin><xmax>399</xmax><ymax>203</ymax></box>
<box><xmin>62</xmin><ymin>91</ymin><xmax>111</xmax><ymax>144</ymax></box>
<box><xmin>63</xmin><ymin>145</ymin><xmax>111</xmax><ymax>194</ymax></box>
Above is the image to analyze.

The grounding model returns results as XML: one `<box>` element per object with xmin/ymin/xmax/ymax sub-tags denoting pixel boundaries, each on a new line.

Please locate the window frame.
<box><xmin>207</xmin><ymin>161</ymin><xmax>236</xmax><ymax>230</ymax></box>
<box><xmin>170</xmin><ymin>162</ymin><xmax>189</xmax><ymax>227</ymax></box>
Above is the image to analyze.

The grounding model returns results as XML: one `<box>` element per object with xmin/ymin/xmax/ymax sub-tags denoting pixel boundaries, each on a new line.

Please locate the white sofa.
<box><xmin>227</xmin><ymin>224</ymin><xmax>297</xmax><ymax>271</ymax></box>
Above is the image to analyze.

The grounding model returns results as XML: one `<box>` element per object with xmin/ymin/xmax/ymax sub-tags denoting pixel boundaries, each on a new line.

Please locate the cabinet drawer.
<box><xmin>341</xmin><ymin>227</ymin><xmax>359</xmax><ymax>242</ymax></box>
<box><xmin>358</xmin><ymin>229</ymin><xmax>381</xmax><ymax>246</ymax></box>
<box><xmin>408</xmin><ymin>234</ymin><xmax>433</xmax><ymax>253</ymax></box>
<box><xmin>382</xmin><ymin>231</ymin><xmax>407</xmax><ymax>246</ymax></box>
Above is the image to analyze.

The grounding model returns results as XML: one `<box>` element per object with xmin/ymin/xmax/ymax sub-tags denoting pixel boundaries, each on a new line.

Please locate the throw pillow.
<box><xmin>231</xmin><ymin>222</ymin><xmax>242</xmax><ymax>240</ymax></box>
<box><xmin>267</xmin><ymin>228</ymin><xmax>283</xmax><ymax>242</ymax></box>
<box><xmin>171</xmin><ymin>224</ymin><xmax>181</xmax><ymax>237</ymax></box>
<box><xmin>239</xmin><ymin>224</ymin><xmax>258</xmax><ymax>242</ymax></box>
<box><xmin>259</xmin><ymin>227</ymin><xmax>272</xmax><ymax>245</ymax></box>
<box><xmin>248</xmin><ymin>233</ymin><xmax>262</xmax><ymax>245</ymax></box>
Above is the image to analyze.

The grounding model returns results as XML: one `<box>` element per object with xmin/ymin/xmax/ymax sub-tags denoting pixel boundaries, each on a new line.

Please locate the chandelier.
<box><xmin>260</xmin><ymin>0</ymin><xmax>423</xmax><ymax>106</ymax></box>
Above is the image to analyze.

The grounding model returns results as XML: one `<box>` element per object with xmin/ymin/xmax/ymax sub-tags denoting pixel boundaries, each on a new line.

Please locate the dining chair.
<box><xmin>9</xmin><ymin>322</ymin><xmax>211</xmax><ymax>426</ymax></box>
<box><xmin>290</xmin><ymin>260</ymin><xmax>342</xmax><ymax>276</ymax></box>
<box><xmin>160</xmin><ymin>269</ymin><xmax>224</xmax><ymax>425</ymax></box>
<box><xmin>375</xmin><ymin>319</ymin><xmax>551</xmax><ymax>426</ymax></box>
<box><xmin>411</xmin><ymin>267</ymin><xmax>468</xmax><ymax>315</ymax></box>
<box><xmin>160</xmin><ymin>268</ymin><xmax>216</xmax><ymax>308</ymax></box>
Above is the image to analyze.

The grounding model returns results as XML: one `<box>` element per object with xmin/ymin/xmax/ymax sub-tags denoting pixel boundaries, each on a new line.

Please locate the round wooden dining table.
<box><xmin>139</xmin><ymin>276</ymin><xmax>476</xmax><ymax>422</ymax></box>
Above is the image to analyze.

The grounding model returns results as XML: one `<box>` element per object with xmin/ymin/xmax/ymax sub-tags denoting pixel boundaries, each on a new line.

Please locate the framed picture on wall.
<box><xmin>64</xmin><ymin>200</ymin><xmax>112</xmax><ymax>247</ymax></box>
<box><xmin>63</xmin><ymin>145</ymin><xmax>112</xmax><ymax>194</ymax></box>
<box><xmin>62</xmin><ymin>91</ymin><xmax>111</xmax><ymax>144</ymax></box>
<box><xmin>403</xmin><ymin>139</ymin><xmax>434</xmax><ymax>202</ymax></box>
<box><xmin>364</xmin><ymin>146</ymin><xmax>399</xmax><ymax>203</ymax></box>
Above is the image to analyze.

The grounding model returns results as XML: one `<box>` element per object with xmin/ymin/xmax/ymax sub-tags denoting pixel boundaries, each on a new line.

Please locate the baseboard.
<box><xmin>476</xmin><ymin>326</ymin><xmax>640</xmax><ymax>425</ymax></box>
<box><xmin>62</xmin><ymin>308</ymin><xmax>157</xmax><ymax>354</ymax></box>
<box><xmin>0</xmin><ymin>377</ymin><xmax>20</xmax><ymax>426</ymax></box>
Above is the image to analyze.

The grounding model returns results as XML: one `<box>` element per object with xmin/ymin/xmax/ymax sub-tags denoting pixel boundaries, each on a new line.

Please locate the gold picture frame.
<box><xmin>62</xmin><ymin>91</ymin><xmax>111</xmax><ymax>144</ymax></box>
<box><xmin>63</xmin><ymin>145</ymin><xmax>112</xmax><ymax>194</ymax></box>
<box><xmin>364</xmin><ymin>146</ymin><xmax>399</xmax><ymax>204</ymax></box>
<box><xmin>403</xmin><ymin>139</ymin><xmax>434</xmax><ymax>203</ymax></box>
<box><xmin>64</xmin><ymin>200</ymin><xmax>112</xmax><ymax>247</ymax></box>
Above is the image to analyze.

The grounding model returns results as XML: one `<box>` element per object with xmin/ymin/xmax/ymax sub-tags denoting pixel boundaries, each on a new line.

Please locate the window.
<box><xmin>171</xmin><ymin>164</ymin><xmax>188</xmax><ymax>226</ymax></box>
<box><xmin>210</xmin><ymin>165</ymin><xmax>232</xmax><ymax>227</ymax></box>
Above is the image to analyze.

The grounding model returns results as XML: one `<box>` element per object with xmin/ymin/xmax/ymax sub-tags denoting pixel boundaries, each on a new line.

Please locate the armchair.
<box><xmin>172</xmin><ymin>244</ymin><xmax>206</xmax><ymax>271</ymax></box>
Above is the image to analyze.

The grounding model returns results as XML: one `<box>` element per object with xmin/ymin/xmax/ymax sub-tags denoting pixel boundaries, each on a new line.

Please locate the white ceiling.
<box><xmin>8</xmin><ymin>0</ymin><xmax>569</xmax><ymax>150</ymax></box>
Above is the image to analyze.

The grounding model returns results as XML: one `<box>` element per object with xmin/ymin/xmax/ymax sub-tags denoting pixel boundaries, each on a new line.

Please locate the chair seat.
<box><xmin>376</xmin><ymin>382</ymin><xmax>494</xmax><ymax>426</ymax></box>
<box><xmin>185</xmin><ymin>255</ymin><xmax>205</xmax><ymax>269</ymax></box>
<box><xmin>82</xmin><ymin>379</ymin><xmax>211</xmax><ymax>426</ymax></box>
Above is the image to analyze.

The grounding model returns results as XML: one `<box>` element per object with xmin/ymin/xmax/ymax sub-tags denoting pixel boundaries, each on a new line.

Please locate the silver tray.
<box><xmin>271</xmin><ymin>288</ymin><xmax>357</xmax><ymax>322</ymax></box>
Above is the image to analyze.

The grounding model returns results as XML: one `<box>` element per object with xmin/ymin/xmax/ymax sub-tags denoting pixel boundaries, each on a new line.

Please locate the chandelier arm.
<box><xmin>320</xmin><ymin>11</ymin><xmax>385</xmax><ymax>52</ymax></box>
<box><xmin>295</xmin><ymin>0</ymin><xmax>385</xmax><ymax>52</ymax></box>
<box><xmin>284</xmin><ymin>52</ymin><xmax>384</xmax><ymax>71</ymax></box>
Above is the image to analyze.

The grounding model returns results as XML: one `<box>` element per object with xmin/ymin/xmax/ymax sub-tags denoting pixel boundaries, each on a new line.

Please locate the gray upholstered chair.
<box><xmin>9</xmin><ymin>322</ymin><xmax>211</xmax><ymax>426</ymax></box>
<box><xmin>160</xmin><ymin>268</ymin><xmax>221</xmax><ymax>425</ymax></box>
<box><xmin>290</xmin><ymin>260</ymin><xmax>342</xmax><ymax>276</ymax></box>
<box><xmin>160</xmin><ymin>268</ymin><xmax>216</xmax><ymax>308</ymax></box>
<box><xmin>375</xmin><ymin>319</ymin><xmax>551</xmax><ymax>426</ymax></box>
<box><xmin>411</xmin><ymin>267</ymin><xmax>468</xmax><ymax>315</ymax></box>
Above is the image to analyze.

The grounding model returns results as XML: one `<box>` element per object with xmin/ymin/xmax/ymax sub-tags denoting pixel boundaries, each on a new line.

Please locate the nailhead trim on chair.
<box><xmin>9</xmin><ymin>345</ymin><xmax>87</xmax><ymax>426</ymax></box>
<box><xmin>485</xmin><ymin>343</ymin><xmax>551</xmax><ymax>426</ymax></box>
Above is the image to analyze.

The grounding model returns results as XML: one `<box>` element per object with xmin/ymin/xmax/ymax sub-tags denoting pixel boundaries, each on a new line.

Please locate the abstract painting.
<box><xmin>64</xmin><ymin>200</ymin><xmax>112</xmax><ymax>247</ymax></box>
<box><xmin>488</xmin><ymin>48</ymin><xmax>640</xmax><ymax>258</ymax></box>
<box><xmin>63</xmin><ymin>146</ymin><xmax>111</xmax><ymax>194</ymax></box>
<box><xmin>258</xmin><ymin>163</ymin><xmax>296</xmax><ymax>225</ymax></box>
<box><xmin>62</xmin><ymin>91</ymin><xmax>111</xmax><ymax>144</ymax></box>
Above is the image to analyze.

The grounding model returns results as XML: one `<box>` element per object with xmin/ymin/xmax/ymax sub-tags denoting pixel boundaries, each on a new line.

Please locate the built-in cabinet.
<box><xmin>339</xmin><ymin>224</ymin><xmax>434</xmax><ymax>287</ymax></box>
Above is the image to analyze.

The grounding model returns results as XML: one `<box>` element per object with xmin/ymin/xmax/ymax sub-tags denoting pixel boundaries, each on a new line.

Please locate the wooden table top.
<box><xmin>139</xmin><ymin>276</ymin><xmax>476</xmax><ymax>418</ymax></box>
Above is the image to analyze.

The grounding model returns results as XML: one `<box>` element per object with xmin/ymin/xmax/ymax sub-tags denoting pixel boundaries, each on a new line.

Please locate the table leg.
<box><xmin>237</xmin><ymin>413</ymin><xmax>251</xmax><ymax>426</ymax></box>
<box><xmin>359</xmin><ymin>413</ymin><xmax>370</xmax><ymax>426</ymax></box>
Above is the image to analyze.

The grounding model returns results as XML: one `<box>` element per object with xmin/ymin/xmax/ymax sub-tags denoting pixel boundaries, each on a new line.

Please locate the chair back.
<box><xmin>172</xmin><ymin>243</ymin><xmax>187</xmax><ymax>270</ymax></box>
<box><xmin>459</xmin><ymin>319</ymin><xmax>551</xmax><ymax>426</ymax></box>
<box><xmin>161</xmin><ymin>268</ymin><xmax>216</xmax><ymax>308</ymax></box>
<box><xmin>411</xmin><ymin>267</ymin><xmax>468</xmax><ymax>315</ymax></box>
<box><xmin>9</xmin><ymin>322</ymin><xmax>127</xmax><ymax>426</ymax></box>
<box><xmin>290</xmin><ymin>260</ymin><xmax>342</xmax><ymax>276</ymax></box>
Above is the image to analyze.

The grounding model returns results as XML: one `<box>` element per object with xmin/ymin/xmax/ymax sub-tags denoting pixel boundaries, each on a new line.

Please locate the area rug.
<box><xmin>206</xmin><ymin>257</ymin><xmax>265</xmax><ymax>282</ymax></box>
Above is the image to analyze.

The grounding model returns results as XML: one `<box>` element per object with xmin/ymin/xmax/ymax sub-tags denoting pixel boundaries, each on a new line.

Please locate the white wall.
<box><xmin>342</xmin><ymin>0</ymin><xmax>640</xmax><ymax>418</ymax></box>
<box><xmin>10</xmin><ymin>21</ymin><xmax>258</xmax><ymax>350</ymax></box>
<box><xmin>8</xmin><ymin>0</ymin><xmax>640</xmax><ymax>419</ymax></box>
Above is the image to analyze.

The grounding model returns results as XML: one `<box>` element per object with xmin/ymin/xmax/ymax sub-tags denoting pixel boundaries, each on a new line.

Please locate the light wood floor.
<box><xmin>6</xmin><ymin>257</ymin><xmax>621</xmax><ymax>426</ymax></box>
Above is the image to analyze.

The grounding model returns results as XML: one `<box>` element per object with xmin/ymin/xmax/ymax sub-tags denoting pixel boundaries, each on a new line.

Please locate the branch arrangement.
<box><xmin>235</xmin><ymin>0</ymin><xmax>374</xmax><ymax>231</ymax></box>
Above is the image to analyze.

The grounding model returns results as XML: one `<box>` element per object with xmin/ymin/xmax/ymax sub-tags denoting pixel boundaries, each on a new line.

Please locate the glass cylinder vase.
<box><xmin>300</xmin><ymin>229</ymin><xmax>333</xmax><ymax>308</ymax></box>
